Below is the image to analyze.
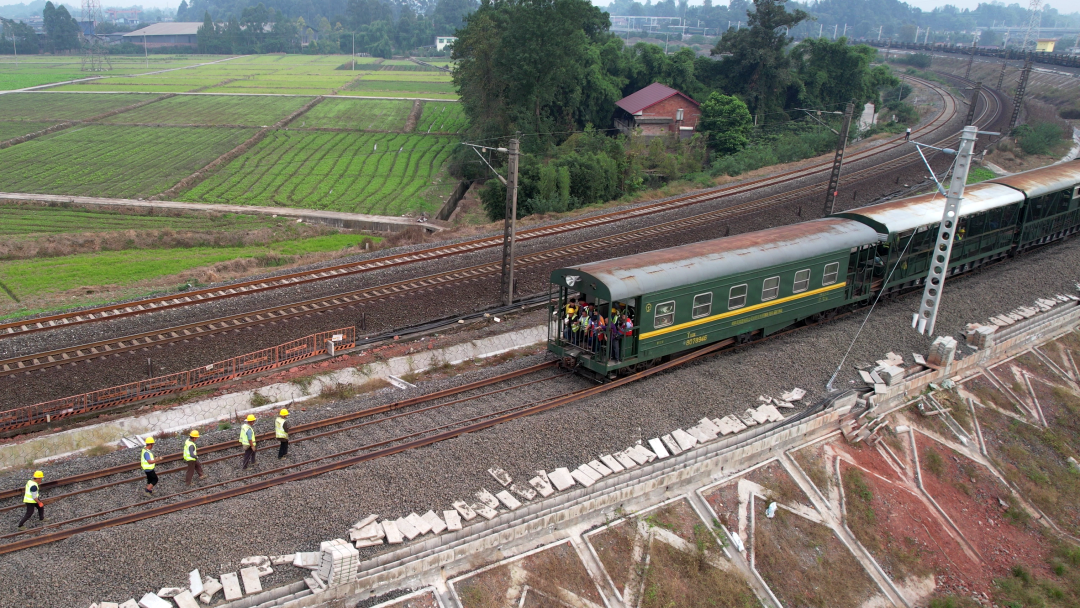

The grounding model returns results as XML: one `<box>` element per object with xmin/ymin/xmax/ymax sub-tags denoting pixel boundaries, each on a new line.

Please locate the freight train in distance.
<box><xmin>548</xmin><ymin>160</ymin><xmax>1080</xmax><ymax>381</ymax></box>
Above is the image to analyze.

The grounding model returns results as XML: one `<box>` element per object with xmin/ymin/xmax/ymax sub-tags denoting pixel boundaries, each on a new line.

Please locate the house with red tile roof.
<box><xmin>614</xmin><ymin>82</ymin><xmax>701</xmax><ymax>139</ymax></box>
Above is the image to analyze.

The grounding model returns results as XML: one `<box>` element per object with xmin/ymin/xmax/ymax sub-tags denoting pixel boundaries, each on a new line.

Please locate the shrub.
<box><xmin>1014</xmin><ymin>121</ymin><xmax>1067</xmax><ymax>156</ymax></box>
<box><xmin>901</xmin><ymin>53</ymin><xmax>932</xmax><ymax>68</ymax></box>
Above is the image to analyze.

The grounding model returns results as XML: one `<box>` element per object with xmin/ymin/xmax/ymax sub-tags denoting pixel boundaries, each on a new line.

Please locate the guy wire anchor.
<box><xmin>911</xmin><ymin>125</ymin><xmax>999</xmax><ymax>336</ymax></box>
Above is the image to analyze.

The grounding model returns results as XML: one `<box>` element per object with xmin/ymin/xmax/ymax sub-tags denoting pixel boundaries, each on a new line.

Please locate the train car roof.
<box><xmin>834</xmin><ymin>182</ymin><xmax>1024</xmax><ymax>235</ymax></box>
<box><xmin>989</xmin><ymin>160</ymin><xmax>1080</xmax><ymax>199</ymax></box>
<box><xmin>551</xmin><ymin>218</ymin><xmax>879</xmax><ymax>302</ymax></box>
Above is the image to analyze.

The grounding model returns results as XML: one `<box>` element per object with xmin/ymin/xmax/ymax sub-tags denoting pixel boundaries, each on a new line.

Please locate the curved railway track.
<box><xmin>1</xmin><ymin>77</ymin><xmax>961</xmax><ymax>346</ymax></box>
<box><xmin>0</xmin><ymin>78</ymin><xmax>1006</xmax><ymax>379</ymax></box>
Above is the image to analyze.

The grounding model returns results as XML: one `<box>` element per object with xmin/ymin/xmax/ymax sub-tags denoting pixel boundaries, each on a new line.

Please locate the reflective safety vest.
<box><xmin>140</xmin><ymin>448</ymin><xmax>156</xmax><ymax>471</ymax></box>
<box><xmin>23</xmin><ymin>479</ymin><xmax>38</xmax><ymax>504</ymax></box>
<box><xmin>183</xmin><ymin>439</ymin><xmax>198</xmax><ymax>462</ymax></box>
<box><xmin>240</xmin><ymin>423</ymin><xmax>255</xmax><ymax>447</ymax></box>
<box><xmin>275</xmin><ymin>417</ymin><xmax>288</xmax><ymax>440</ymax></box>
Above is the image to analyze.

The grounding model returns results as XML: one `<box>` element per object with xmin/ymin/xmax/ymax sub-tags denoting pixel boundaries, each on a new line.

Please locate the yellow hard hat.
<box><xmin>280</xmin><ymin>409</ymin><xmax>290</xmax><ymax>416</ymax></box>
<box><xmin>246</xmin><ymin>414</ymin><xmax>256</xmax><ymax>422</ymax></box>
<box><xmin>144</xmin><ymin>437</ymin><xmax>155</xmax><ymax>444</ymax></box>
<box><xmin>190</xmin><ymin>430</ymin><xmax>200</xmax><ymax>438</ymax></box>
<box><xmin>33</xmin><ymin>471</ymin><xmax>43</xmax><ymax>479</ymax></box>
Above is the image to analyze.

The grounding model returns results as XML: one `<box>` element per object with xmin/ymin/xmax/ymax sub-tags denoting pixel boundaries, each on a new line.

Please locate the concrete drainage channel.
<box><xmin>65</xmin><ymin>288</ymin><xmax>1080</xmax><ymax>607</ymax></box>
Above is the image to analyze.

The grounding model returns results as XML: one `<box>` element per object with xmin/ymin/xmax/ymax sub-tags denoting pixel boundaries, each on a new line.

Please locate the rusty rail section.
<box><xmin>0</xmin><ymin>344</ymin><xmax>724</xmax><ymax>555</ymax></box>
<box><xmin>0</xmin><ymin>362</ymin><xmax>556</xmax><ymax>502</ymax></box>
<box><xmin>0</xmin><ymin>327</ymin><xmax>355</xmax><ymax>434</ymax></box>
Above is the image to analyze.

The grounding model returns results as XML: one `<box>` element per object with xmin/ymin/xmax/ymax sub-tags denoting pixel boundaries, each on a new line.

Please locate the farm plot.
<box><xmin>48</xmin><ymin>82</ymin><xmax>207</xmax><ymax>93</ymax></box>
<box><xmin>342</xmin><ymin>79</ymin><xmax>457</xmax><ymax>97</ymax></box>
<box><xmin>0</xmin><ymin>121</ymin><xmax>57</xmax><ymax>142</ymax></box>
<box><xmin>0</xmin><ymin>92</ymin><xmax>151</xmax><ymax>121</ymax></box>
<box><xmin>361</xmin><ymin>72</ymin><xmax>454</xmax><ymax>82</ymax></box>
<box><xmin>0</xmin><ymin>125</ymin><xmax>255</xmax><ymax>199</ymax></box>
<box><xmin>99</xmin><ymin>94</ymin><xmax>312</xmax><ymax>126</ymax></box>
<box><xmin>0</xmin><ymin>205</ymin><xmax>279</xmax><ymax>238</ymax></box>
<box><xmin>299</xmin><ymin>98</ymin><xmax>413</xmax><ymax>130</ymax></box>
<box><xmin>415</xmin><ymin>102</ymin><xmax>468</xmax><ymax>134</ymax></box>
<box><xmin>181</xmin><ymin>131</ymin><xmax>457</xmax><ymax>216</ymax></box>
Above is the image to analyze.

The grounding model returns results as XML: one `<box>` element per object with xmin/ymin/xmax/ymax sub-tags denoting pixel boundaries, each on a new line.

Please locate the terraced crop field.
<box><xmin>299</xmin><ymin>98</ymin><xmax>414</xmax><ymax>130</ymax></box>
<box><xmin>342</xmin><ymin>79</ymin><xmax>457</xmax><ymax>96</ymax></box>
<box><xmin>0</xmin><ymin>125</ymin><xmax>255</xmax><ymax>199</ymax></box>
<box><xmin>0</xmin><ymin>121</ymin><xmax>55</xmax><ymax>142</ymax></box>
<box><xmin>416</xmin><ymin>102</ymin><xmax>468</xmax><ymax>134</ymax></box>
<box><xmin>180</xmin><ymin>131</ymin><xmax>456</xmax><ymax>215</ymax></box>
<box><xmin>0</xmin><ymin>92</ymin><xmax>152</xmax><ymax>121</ymax></box>
<box><xmin>0</xmin><ymin>205</ymin><xmax>281</xmax><ymax>238</ymax></box>
<box><xmin>99</xmin><ymin>94</ymin><xmax>311</xmax><ymax>126</ymax></box>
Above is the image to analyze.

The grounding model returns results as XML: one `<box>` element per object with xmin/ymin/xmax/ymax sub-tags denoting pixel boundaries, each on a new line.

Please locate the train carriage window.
<box><xmin>728</xmin><ymin>285</ymin><xmax>748</xmax><ymax>310</ymax></box>
<box><xmin>822</xmin><ymin>262</ymin><xmax>840</xmax><ymax>286</ymax></box>
<box><xmin>793</xmin><ymin>269</ymin><xmax>811</xmax><ymax>293</ymax></box>
<box><xmin>692</xmin><ymin>293</ymin><xmax>713</xmax><ymax>319</ymax></box>
<box><xmin>761</xmin><ymin>276</ymin><xmax>780</xmax><ymax>301</ymax></box>
<box><xmin>653</xmin><ymin>301</ymin><xmax>675</xmax><ymax>328</ymax></box>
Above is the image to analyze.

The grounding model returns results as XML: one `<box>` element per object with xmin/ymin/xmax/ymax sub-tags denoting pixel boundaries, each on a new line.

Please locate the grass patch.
<box><xmin>923</xmin><ymin>448</ymin><xmax>945</xmax><ymax>477</ymax></box>
<box><xmin>250</xmin><ymin>393</ymin><xmax>271</xmax><ymax>407</ymax></box>
<box><xmin>638</xmin><ymin>538</ymin><xmax>757</xmax><ymax>608</ymax></box>
<box><xmin>299</xmin><ymin>98</ymin><xmax>414</xmax><ymax>131</ymax></box>
<box><xmin>967</xmin><ymin>165</ymin><xmax>996</xmax><ymax>184</ymax></box>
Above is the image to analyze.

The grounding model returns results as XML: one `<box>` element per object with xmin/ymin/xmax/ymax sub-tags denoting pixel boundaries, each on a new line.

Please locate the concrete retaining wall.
<box><xmin>0</xmin><ymin>325</ymin><xmax>547</xmax><ymax>470</ymax></box>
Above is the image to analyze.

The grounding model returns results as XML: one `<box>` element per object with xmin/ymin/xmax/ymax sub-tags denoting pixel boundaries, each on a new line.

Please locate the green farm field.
<box><xmin>98</xmin><ymin>94</ymin><xmax>310</xmax><ymax>126</ymax></box>
<box><xmin>0</xmin><ymin>233</ymin><xmax>381</xmax><ymax>305</ymax></box>
<box><xmin>0</xmin><ymin>125</ymin><xmax>255</xmax><ymax>199</ymax></box>
<box><xmin>0</xmin><ymin>121</ymin><xmax>54</xmax><ymax>141</ymax></box>
<box><xmin>415</xmin><ymin>102</ymin><xmax>468</xmax><ymax>134</ymax></box>
<box><xmin>300</xmin><ymin>98</ymin><xmax>414</xmax><ymax>130</ymax></box>
<box><xmin>0</xmin><ymin>56</ymin><xmax>228</xmax><ymax>91</ymax></box>
<box><xmin>0</xmin><ymin>204</ymin><xmax>281</xmax><ymax>239</ymax></box>
<box><xmin>0</xmin><ymin>92</ymin><xmax>152</xmax><ymax>120</ymax></box>
<box><xmin>180</xmin><ymin>130</ymin><xmax>457</xmax><ymax>215</ymax></box>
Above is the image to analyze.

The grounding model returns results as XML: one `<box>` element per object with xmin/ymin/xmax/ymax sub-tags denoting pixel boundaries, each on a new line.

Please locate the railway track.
<box><xmin>1</xmin><ymin>77</ymin><xmax>957</xmax><ymax>343</ymax></box>
<box><xmin>0</xmin><ymin>335</ymin><xmax>740</xmax><ymax>555</ymax></box>
<box><xmin>0</xmin><ymin>78</ymin><xmax>1000</xmax><ymax>379</ymax></box>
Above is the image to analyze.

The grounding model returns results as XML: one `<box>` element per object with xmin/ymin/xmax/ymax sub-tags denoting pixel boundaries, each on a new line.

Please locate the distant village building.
<box><xmin>105</xmin><ymin>8</ymin><xmax>140</xmax><ymax>24</ymax></box>
<box><xmin>435</xmin><ymin>36</ymin><xmax>456</xmax><ymax>51</ymax></box>
<box><xmin>1036</xmin><ymin>38</ymin><xmax>1057</xmax><ymax>53</ymax></box>
<box><xmin>614</xmin><ymin>82</ymin><xmax>701</xmax><ymax>139</ymax></box>
<box><xmin>123</xmin><ymin>22</ymin><xmax>201</xmax><ymax>47</ymax></box>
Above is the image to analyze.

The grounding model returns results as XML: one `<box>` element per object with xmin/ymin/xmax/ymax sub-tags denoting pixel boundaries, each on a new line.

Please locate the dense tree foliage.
<box><xmin>791</xmin><ymin>37</ymin><xmax>897</xmax><ymax>111</ymax></box>
<box><xmin>197</xmin><ymin>6</ymin><xmax>301</xmax><ymax>53</ymax></box>
<box><xmin>0</xmin><ymin>17</ymin><xmax>40</xmax><ymax>54</ymax></box>
<box><xmin>697</xmin><ymin>92</ymin><xmax>752</xmax><ymax>155</ymax></box>
<box><xmin>42</xmin><ymin>1</ymin><xmax>80</xmax><ymax>53</ymax></box>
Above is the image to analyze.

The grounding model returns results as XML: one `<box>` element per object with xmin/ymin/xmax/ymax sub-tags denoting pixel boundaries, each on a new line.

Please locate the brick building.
<box><xmin>614</xmin><ymin>82</ymin><xmax>700</xmax><ymax>139</ymax></box>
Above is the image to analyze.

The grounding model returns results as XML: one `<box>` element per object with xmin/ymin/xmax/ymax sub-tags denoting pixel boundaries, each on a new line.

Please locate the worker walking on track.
<box><xmin>184</xmin><ymin>430</ymin><xmax>205</xmax><ymax>485</ymax></box>
<box><xmin>240</xmin><ymin>414</ymin><xmax>257</xmax><ymax>470</ymax></box>
<box><xmin>17</xmin><ymin>471</ymin><xmax>45</xmax><ymax>530</ymax></box>
<box><xmin>276</xmin><ymin>409</ymin><xmax>291</xmax><ymax>459</ymax></box>
<box><xmin>141</xmin><ymin>437</ymin><xmax>158</xmax><ymax>495</ymax></box>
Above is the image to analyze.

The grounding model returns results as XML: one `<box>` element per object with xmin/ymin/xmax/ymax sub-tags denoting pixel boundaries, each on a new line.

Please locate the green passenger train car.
<box><xmin>548</xmin><ymin>161</ymin><xmax>1080</xmax><ymax>380</ymax></box>
<box><xmin>547</xmin><ymin>218</ymin><xmax>881</xmax><ymax>379</ymax></box>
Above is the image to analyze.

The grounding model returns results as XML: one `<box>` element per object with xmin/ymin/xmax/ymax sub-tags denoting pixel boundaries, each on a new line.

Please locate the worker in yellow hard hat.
<box><xmin>239</xmin><ymin>414</ymin><xmax>257</xmax><ymax>470</ymax></box>
<box><xmin>141</xmin><ymin>437</ymin><xmax>158</xmax><ymax>495</ymax></box>
<box><xmin>275</xmin><ymin>409</ymin><xmax>291</xmax><ymax>459</ymax></box>
<box><xmin>17</xmin><ymin>471</ymin><xmax>45</xmax><ymax>530</ymax></box>
<box><xmin>184</xmin><ymin>430</ymin><xmax>205</xmax><ymax>485</ymax></box>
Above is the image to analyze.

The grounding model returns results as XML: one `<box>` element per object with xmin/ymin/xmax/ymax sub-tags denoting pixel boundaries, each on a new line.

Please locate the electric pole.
<box><xmin>1008</xmin><ymin>52</ymin><xmax>1032</xmax><ymax>131</ymax></box>
<box><xmin>823</xmin><ymin>102</ymin><xmax>855</xmax><ymax>216</ymax></box>
<box><xmin>500</xmin><ymin>135</ymin><xmax>521</xmax><ymax>306</ymax></box>
<box><xmin>913</xmin><ymin>126</ymin><xmax>980</xmax><ymax>335</ymax></box>
<box><xmin>996</xmin><ymin>59</ymin><xmax>1007</xmax><ymax>89</ymax></box>
<box><xmin>964</xmin><ymin>34</ymin><xmax>977</xmax><ymax>79</ymax></box>
<box><xmin>965</xmin><ymin>82</ymin><xmax>982</xmax><ymax>125</ymax></box>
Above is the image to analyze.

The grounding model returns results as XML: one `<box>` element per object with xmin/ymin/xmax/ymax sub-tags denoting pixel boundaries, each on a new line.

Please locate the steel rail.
<box><xmin>0</xmin><ymin>82</ymin><xmax>970</xmax><ymax>379</ymax></box>
<box><xmin>0</xmin><ymin>78</ymin><xmax>956</xmax><ymax>342</ymax></box>
<box><xmin>0</xmin><ymin>361</ymin><xmax>557</xmax><ymax>501</ymax></box>
<box><xmin>0</xmin><ymin>338</ymin><xmax>732</xmax><ymax>556</ymax></box>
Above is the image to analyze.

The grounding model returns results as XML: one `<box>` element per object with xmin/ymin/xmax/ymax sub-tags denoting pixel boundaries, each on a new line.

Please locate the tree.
<box><xmin>43</xmin><ymin>1</ymin><xmax>81</xmax><ymax>53</ymax></box>
<box><xmin>176</xmin><ymin>0</ymin><xmax>190</xmax><ymax>21</ymax></box>
<box><xmin>709</xmin><ymin>0</ymin><xmax>808</xmax><ymax>121</ymax></box>
<box><xmin>1</xmin><ymin>18</ymin><xmax>40</xmax><ymax>55</ymax></box>
<box><xmin>197</xmin><ymin>10</ymin><xmax>222</xmax><ymax>53</ymax></box>
<box><xmin>791</xmin><ymin>37</ymin><xmax>898</xmax><ymax>110</ymax></box>
<box><xmin>698</xmin><ymin>92</ymin><xmax>752</xmax><ymax>155</ymax></box>
<box><xmin>433</xmin><ymin>0</ymin><xmax>478</xmax><ymax>35</ymax></box>
<box><xmin>347</xmin><ymin>0</ymin><xmax>392</xmax><ymax>30</ymax></box>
